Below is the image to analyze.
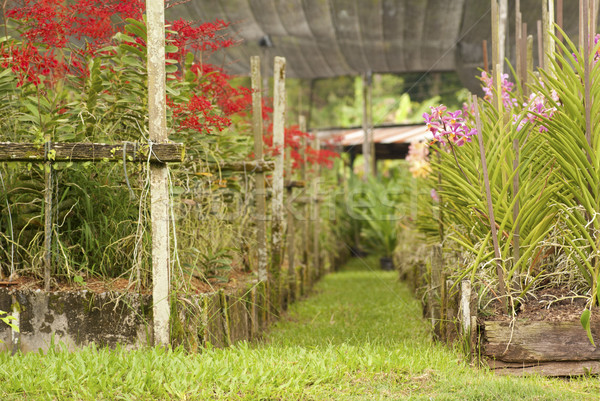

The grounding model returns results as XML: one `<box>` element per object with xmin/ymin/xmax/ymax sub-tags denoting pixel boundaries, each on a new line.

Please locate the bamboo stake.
<box><xmin>271</xmin><ymin>56</ymin><xmax>286</xmax><ymax>314</ymax></box>
<box><xmin>251</xmin><ymin>56</ymin><xmax>268</xmax><ymax>283</ymax></box>
<box><xmin>147</xmin><ymin>0</ymin><xmax>170</xmax><ymax>346</ymax></box>
<box><xmin>473</xmin><ymin>94</ymin><xmax>507</xmax><ymax>313</ymax></box>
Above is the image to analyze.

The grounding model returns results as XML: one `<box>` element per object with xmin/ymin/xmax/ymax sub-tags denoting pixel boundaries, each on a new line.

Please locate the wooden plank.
<box><xmin>488</xmin><ymin>359</ymin><xmax>600</xmax><ymax>376</ymax></box>
<box><xmin>285</xmin><ymin>180</ymin><xmax>306</xmax><ymax>188</ymax></box>
<box><xmin>0</xmin><ymin>142</ymin><xmax>184</xmax><ymax>163</ymax></box>
<box><xmin>483</xmin><ymin>319</ymin><xmax>600</xmax><ymax>362</ymax></box>
<box><xmin>147</xmin><ymin>0</ymin><xmax>170</xmax><ymax>347</ymax></box>
<box><xmin>251</xmin><ymin>56</ymin><xmax>268</xmax><ymax>283</ymax></box>
<box><xmin>206</xmin><ymin>160</ymin><xmax>274</xmax><ymax>173</ymax></box>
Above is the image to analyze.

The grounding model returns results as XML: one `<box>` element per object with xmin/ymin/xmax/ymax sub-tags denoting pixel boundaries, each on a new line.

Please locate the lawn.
<box><xmin>1</xmin><ymin>256</ymin><xmax>597</xmax><ymax>400</ymax></box>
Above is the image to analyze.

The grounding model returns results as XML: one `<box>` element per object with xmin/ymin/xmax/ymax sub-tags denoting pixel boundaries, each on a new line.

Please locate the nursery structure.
<box><xmin>3</xmin><ymin>0</ymin><xmax>600</xmax><ymax>380</ymax></box>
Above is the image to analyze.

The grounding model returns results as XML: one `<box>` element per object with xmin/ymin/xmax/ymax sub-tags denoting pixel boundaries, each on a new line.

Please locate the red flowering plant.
<box><xmin>0</xmin><ymin>0</ymin><xmax>259</xmax><ymax>282</ymax></box>
<box><xmin>262</xmin><ymin>124</ymin><xmax>339</xmax><ymax>174</ymax></box>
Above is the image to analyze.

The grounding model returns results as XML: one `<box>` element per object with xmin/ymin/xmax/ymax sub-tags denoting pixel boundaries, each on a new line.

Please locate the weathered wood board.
<box><xmin>0</xmin><ymin>142</ymin><xmax>184</xmax><ymax>163</ymax></box>
<box><xmin>488</xmin><ymin>359</ymin><xmax>600</xmax><ymax>376</ymax></box>
<box><xmin>483</xmin><ymin>318</ymin><xmax>600</xmax><ymax>376</ymax></box>
<box><xmin>483</xmin><ymin>319</ymin><xmax>600</xmax><ymax>362</ymax></box>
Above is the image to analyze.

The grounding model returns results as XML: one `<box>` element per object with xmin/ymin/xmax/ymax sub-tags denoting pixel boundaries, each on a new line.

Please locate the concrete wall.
<box><xmin>0</xmin><ymin>289</ymin><xmax>152</xmax><ymax>353</ymax></box>
<box><xmin>0</xmin><ymin>262</ymin><xmax>327</xmax><ymax>353</ymax></box>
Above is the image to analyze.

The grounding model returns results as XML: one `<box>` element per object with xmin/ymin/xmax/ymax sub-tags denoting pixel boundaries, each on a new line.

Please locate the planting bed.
<box><xmin>0</xmin><ymin>265</ymin><xmax>313</xmax><ymax>354</ymax></box>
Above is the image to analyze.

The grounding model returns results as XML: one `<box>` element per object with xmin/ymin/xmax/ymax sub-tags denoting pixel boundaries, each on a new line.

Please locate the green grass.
<box><xmin>1</xmin><ymin>256</ymin><xmax>598</xmax><ymax>400</ymax></box>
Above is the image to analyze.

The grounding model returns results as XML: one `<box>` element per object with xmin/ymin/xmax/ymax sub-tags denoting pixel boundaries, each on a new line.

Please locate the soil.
<box><xmin>486</xmin><ymin>287</ymin><xmax>588</xmax><ymax>322</ymax></box>
<box><xmin>0</xmin><ymin>268</ymin><xmax>256</xmax><ymax>295</ymax></box>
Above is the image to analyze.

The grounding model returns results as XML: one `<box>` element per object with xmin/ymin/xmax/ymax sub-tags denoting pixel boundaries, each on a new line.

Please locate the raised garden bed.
<box><xmin>0</xmin><ymin>264</ymin><xmax>315</xmax><ymax>353</ymax></box>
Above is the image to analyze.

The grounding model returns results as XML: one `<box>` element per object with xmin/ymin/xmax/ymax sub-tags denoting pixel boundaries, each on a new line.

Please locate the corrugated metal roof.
<box><xmin>317</xmin><ymin>124</ymin><xmax>430</xmax><ymax>146</ymax></box>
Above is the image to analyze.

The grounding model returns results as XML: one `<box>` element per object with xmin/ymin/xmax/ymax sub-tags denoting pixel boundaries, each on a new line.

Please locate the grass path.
<box><xmin>1</xmin><ymin>256</ymin><xmax>599</xmax><ymax>400</ymax></box>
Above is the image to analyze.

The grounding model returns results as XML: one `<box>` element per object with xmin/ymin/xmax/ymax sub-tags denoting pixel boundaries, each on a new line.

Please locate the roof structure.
<box><xmin>168</xmin><ymin>0</ymin><xmax>590</xmax><ymax>91</ymax></box>
<box><xmin>317</xmin><ymin>124</ymin><xmax>430</xmax><ymax>160</ymax></box>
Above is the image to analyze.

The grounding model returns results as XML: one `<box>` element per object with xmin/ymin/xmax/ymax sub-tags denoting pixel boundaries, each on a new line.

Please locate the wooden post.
<box><xmin>285</xmin><ymin>146</ymin><xmax>296</xmax><ymax>302</ymax></box>
<box><xmin>251</xmin><ymin>56</ymin><xmax>268</xmax><ymax>283</ymax></box>
<box><xmin>584</xmin><ymin>0</ymin><xmax>593</xmax><ymax>162</ymax></box>
<box><xmin>520</xmin><ymin>23</ymin><xmax>528</xmax><ymax>91</ymax></box>
<box><xmin>431</xmin><ymin>245</ymin><xmax>443</xmax><ymax>338</ymax></box>
<box><xmin>498</xmin><ymin>0</ymin><xmax>508</xmax><ymax>75</ymax></box>
<box><xmin>527</xmin><ymin>35</ymin><xmax>534</xmax><ymax>75</ymax></box>
<box><xmin>491</xmin><ymin>0</ymin><xmax>500</xmax><ymax>76</ymax></box>
<box><xmin>43</xmin><ymin>146</ymin><xmax>52</xmax><ymax>291</ymax></box>
<box><xmin>271</xmin><ymin>56</ymin><xmax>286</xmax><ymax>314</ymax></box>
<box><xmin>361</xmin><ymin>73</ymin><xmax>371</xmax><ymax>179</ymax></box>
<box><xmin>367</xmin><ymin>72</ymin><xmax>376</xmax><ymax>176</ymax></box>
<box><xmin>557</xmin><ymin>0</ymin><xmax>564</xmax><ymax>45</ymax></box>
<box><xmin>312</xmin><ymin>138</ymin><xmax>321</xmax><ymax>277</ymax></box>
<box><xmin>147</xmin><ymin>0</ymin><xmax>170</xmax><ymax>346</ymax></box>
<box><xmin>538</xmin><ymin>19</ymin><xmax>544</xmax><ymax>70</ymax></box>
<box><xmin>544</xmin><ymin>0</ymin><xmax>555</xmax><ymax>70</ymax></box>
<box><xmin>460</xmin><ymin>279</ymin><xmax>479</xmax><ymax>360</ymax></box>
<box><xmin>515</xmin><ymin>1</ymin><xmax>522</xmax><ymax>81</ymax></box>
<box><xmin>460</xmin><ymin>280</ymin><xmax>472</xmax><ymax>336</ymax></box>
<box><xmin>482</xmin><ymin>40</ymin><xmax>489</xmax><ymax>73</ymax></box>
<box><xmin>299</xmin><ymin>115</ymin><xmax>310</xmax><ymax>290</ymax></box>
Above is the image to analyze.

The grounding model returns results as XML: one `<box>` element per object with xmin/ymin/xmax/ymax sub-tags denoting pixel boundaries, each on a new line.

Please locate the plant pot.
<box><xmin>379</xmin><ymin>257</ymin><xmax>394</xmax><ymax>271</ymax></box>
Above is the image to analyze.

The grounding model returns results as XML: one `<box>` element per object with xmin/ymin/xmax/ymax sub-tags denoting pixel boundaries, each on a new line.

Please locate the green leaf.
<box><xmin>580</xmin><ymin>309</ymin><xmax>595</xmax><ymax>347</ymax></box>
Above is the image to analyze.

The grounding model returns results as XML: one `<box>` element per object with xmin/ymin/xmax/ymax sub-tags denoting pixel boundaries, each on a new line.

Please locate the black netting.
<box><xmin>168</xmin><ymin>0</ymin><xmax>595</xmax><ymax>90</ymax></box>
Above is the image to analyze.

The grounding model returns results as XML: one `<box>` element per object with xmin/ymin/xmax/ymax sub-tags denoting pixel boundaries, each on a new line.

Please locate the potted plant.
<box><xmin>351</xmin><ymin>177</ymin><xmax>403</xmax><ymax>270</ymax></box>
